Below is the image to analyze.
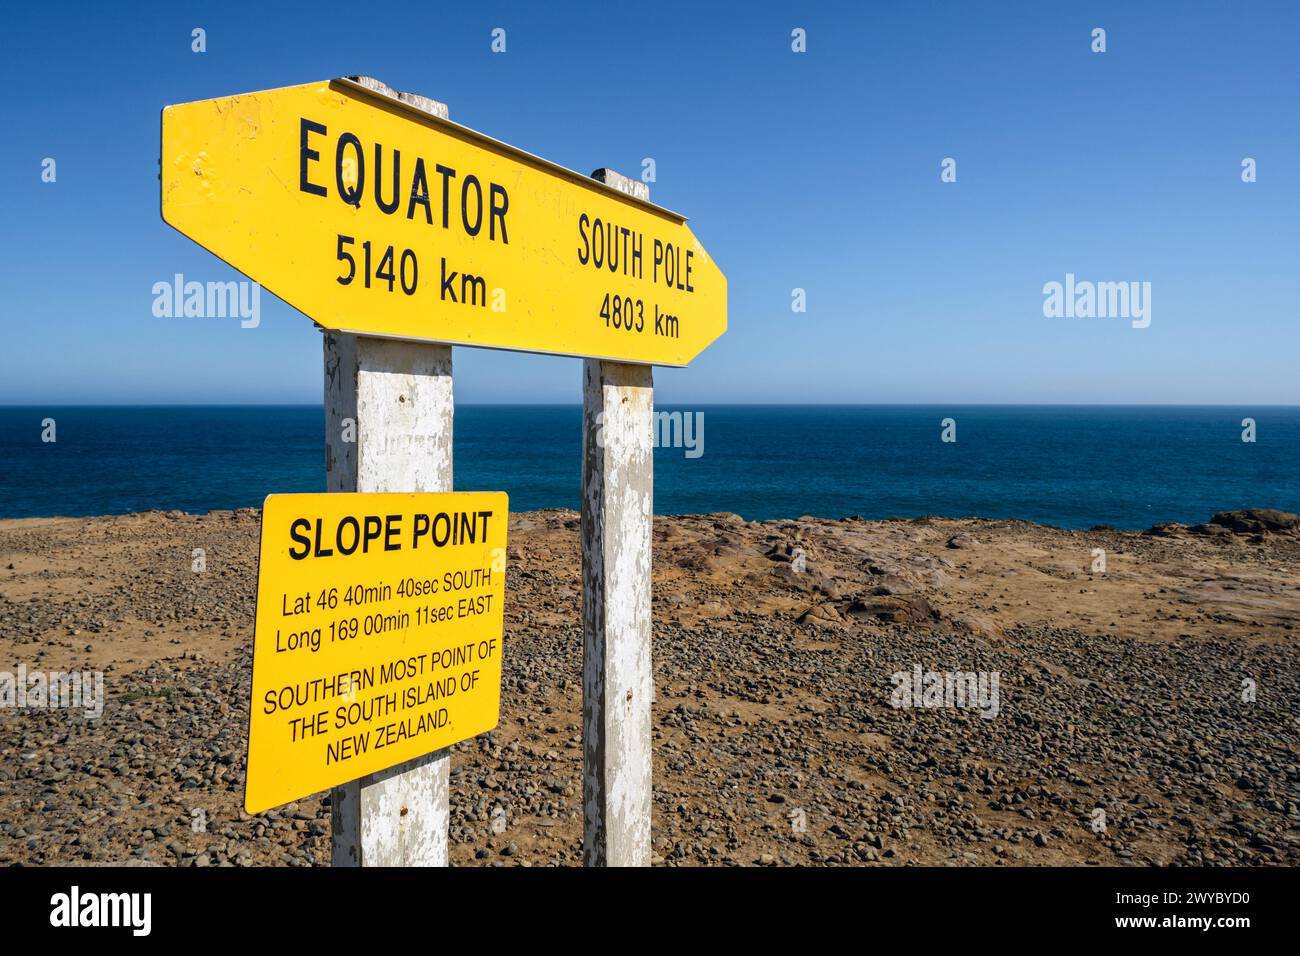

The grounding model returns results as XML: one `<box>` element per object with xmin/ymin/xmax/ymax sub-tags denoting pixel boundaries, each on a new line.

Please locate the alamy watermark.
<box><xmin>889</xmin><ymin>664</ymin><xmax>1000</xmax><ymax>719</ymax></box>
<box><xmin>152</xmin><ymin>273</ymin><xmax>261</xmax><ymax>328</ymax></box>
<box><xmin>1042</xmin><ymin>273</ymin><xmax>1150</xmax><ymax>329</ymax></box>
<box><xmin>1</xmin><ymin>664</ymin><xmax>104</xmax><ymax>719</ymax></box>
<box><xmin>50</xmin><ymin>886</ymin><xmax>150</xmax><ymax>936</ymax></box>
<box><xmin>595</xmin><ymin>410</ymin><xmax>704</xmax><ymax>458</ymax></box>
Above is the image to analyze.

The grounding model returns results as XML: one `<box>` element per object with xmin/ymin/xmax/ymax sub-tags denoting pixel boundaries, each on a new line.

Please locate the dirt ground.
<box><xmin>1</xmin><ymin>507</ymin><xmax>1297</xmax><ymax>866</ymax></box>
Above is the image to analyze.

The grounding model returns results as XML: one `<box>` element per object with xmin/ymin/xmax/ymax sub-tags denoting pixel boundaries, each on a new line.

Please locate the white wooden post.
<box><xmin>321</xmin><ymin>76</ymin><xmax>455</xmax><ymax>868</ymax></box>
<box><xmin>324</xmin><ymin>332</ymin><xmax>454</xmax><ymax>865</ymax></box>
<box><xmin>581</xmin><ymin>168</ymin><xmax>655</xmax><ymax>867</ymax></box>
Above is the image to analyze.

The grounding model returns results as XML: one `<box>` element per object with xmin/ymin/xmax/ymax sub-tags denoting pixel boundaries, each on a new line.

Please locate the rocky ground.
<box><xmin>1</xmin><ymin>507</ymin><xmax>1298</xmax><ymax>867</ymax></box>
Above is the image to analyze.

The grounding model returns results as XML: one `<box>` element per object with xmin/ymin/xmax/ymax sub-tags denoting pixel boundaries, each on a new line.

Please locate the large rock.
<box><xmin>1144</xmin><ymin>522</ymin><xmax>1189</xmax><ymax>537</ymax></box>
<box><xmin>1210</xmin><ymin>509</ymin><xmax>1300</xmax><ymax>534</ymax></box>
<box><xmin>841</xmin><ymin>593</ymin><xmax>936</xmax><ymax>625</ymax></box>
<box><xmin>798</xmin><ymin>603</ymin><xmax>843</xmax><ymax>626</ymax></box>
<box><xmin>950</xmin><ymin>615</ymin><xmax>1006</xmax><ymax>641</ymax></box>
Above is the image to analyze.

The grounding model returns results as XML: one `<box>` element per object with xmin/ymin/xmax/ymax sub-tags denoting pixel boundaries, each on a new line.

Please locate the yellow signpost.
<box><xmin>246</xmin><ymin>491</ymin><xmax>507</xmax><ymax>814</ymax></box>
<box><xmin>161</xmin><ymin>77</ymin><xmax>726</xmax><ymax>366</ymax></box>
<box><xmin>165</xmin><ymin>75</ymin><xmax>719</xmax><ymax>865</ymax></box>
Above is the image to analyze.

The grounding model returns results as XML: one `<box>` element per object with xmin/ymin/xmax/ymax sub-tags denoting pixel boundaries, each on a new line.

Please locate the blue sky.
<box><xmin>3</xmin><ymin>0</ymin><xmax>1297</xmax><ymax>404</ymax></box>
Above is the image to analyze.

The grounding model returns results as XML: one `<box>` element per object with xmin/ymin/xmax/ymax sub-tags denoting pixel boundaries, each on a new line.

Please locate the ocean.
<box><xmin>1</xmin><ymin>405</ymin><xmax>1296</xmax><ymax>529</ymax></box>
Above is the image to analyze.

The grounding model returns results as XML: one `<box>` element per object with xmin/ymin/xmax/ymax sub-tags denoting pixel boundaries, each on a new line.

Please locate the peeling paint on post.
<box><xmin>321</xmin><ymin>81</ymin><xmax>454</xmax><ymax>867</ymax></box>
<box><xmin>346</xmin><ymin>74</ymin><xmax>450</xmax><ymax>120</ymax></box>
<box><xmin>582</xmin><ymin>164</ymin><xmax>655</xmax><ymax>867</ymax></box>
<box><xmin>324</xmin><ymin>332</ymin><xmax>454</xmax><ymax>866</ymax></box>
<box><xmin>320</xmin><ymin>82</ymin><xmax>455</xmax><ymax>867</ymax></box>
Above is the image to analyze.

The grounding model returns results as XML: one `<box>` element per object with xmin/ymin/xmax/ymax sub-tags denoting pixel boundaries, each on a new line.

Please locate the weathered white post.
<box><xmin>581</xmin><ymin>168</ymin><xmax>655</xmax><ymax>867</ymax></box>
<box><xmin>324</xmin><ymin>78</ymin><xmax>453</xmax><ymax>867</ymax></box>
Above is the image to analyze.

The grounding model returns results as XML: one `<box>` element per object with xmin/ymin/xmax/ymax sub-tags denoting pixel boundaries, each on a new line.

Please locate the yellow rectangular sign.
<box><xmin>161</xmin><ymin>78</ymin><xmax>726</xmax><ymax>366</ymax></box>
<box><xmin>246</xmin><ymin>491</ymin><xmax>507</xmax><ymax>814</ymax></box>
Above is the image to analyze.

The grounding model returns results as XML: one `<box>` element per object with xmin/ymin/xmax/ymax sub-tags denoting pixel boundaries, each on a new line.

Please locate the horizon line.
<box><xmin>2</xmin><ymin>401</ymin><xmax>1298</xmax><ymax>409</ymax></box>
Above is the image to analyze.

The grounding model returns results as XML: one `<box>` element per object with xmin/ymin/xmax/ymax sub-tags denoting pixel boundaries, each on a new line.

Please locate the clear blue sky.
<box><xmin>3</xmin><ymin>0</ymin><xmax>1297</xmax><ymax>404</ymax></box>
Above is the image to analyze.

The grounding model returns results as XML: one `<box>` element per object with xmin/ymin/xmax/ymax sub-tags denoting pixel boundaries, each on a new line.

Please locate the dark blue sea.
<box><xmin>1</xmin><ymin>406</ymin><xmax>1296</xmax><ymax>530</ymax></box>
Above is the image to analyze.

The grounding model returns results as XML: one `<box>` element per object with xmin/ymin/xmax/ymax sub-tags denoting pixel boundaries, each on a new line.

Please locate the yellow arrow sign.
<box><xmin>161</xmin><ymin>78</ymin><xmax>726</xmax><ymax>366</ymax></box>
